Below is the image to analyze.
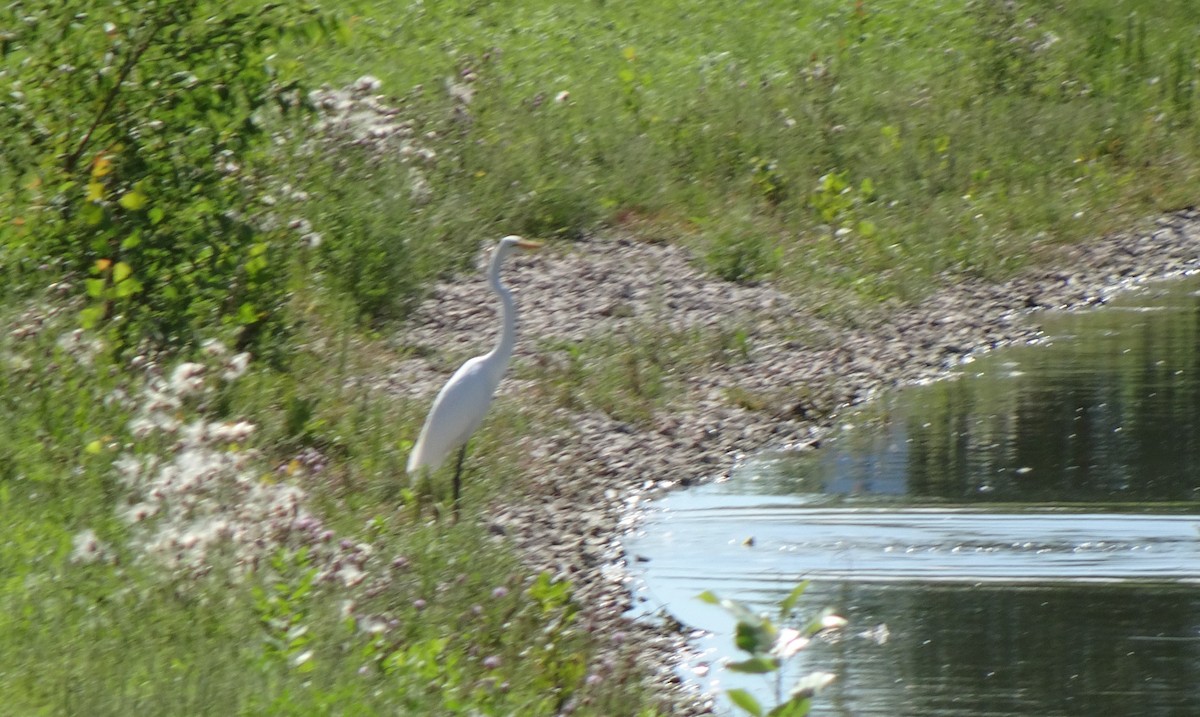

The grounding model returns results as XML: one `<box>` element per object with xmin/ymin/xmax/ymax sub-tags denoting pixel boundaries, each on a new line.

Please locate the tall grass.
<box><xmin>301</xmin><ymin>0</ymin><xmax>1200</xmax><ymax>309</ymax></box>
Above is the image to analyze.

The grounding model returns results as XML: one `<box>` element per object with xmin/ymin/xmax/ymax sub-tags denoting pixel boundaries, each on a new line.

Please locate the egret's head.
<box><xmin>492</xmin><ymin>235</ymin><xmax>543</xmax><ymax>265</ymax></box>
<box><xmin>499</xmin><ymin>235</ymin><xmax>543</xmax><ymax>252</ymax></box>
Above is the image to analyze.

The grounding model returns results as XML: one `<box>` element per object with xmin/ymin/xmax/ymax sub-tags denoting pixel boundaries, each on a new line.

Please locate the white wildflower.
<box><xmin>114</xmin><ymin>455</ymin><xmax>145</xmax><ymax>484</ymax></box>
<box><xmin>222</xmin><ymin>352</ymin><xmax>251</xmax><ymax>381</ymax></box>
<box><xmin>122</xmin><ymin>502</ymin><xmax>157</xmax><ymax>523</ymax></box>
<box><xmin>209</xmin><ymin>420</ymin><xmax>255</xmax><ymax>443</ymax></box>
<box><xmin>200</xmin><ymin>339</ymin><xmax>229</xmax><ymax>358</ymax></box>
<box><xmin>129</xmin><ymin>416</ymin><xmax>157</xmax><ymax>439</ymax></box>
<box><xmin>354</xmin><ymin>74</ymin><xmax>382</xmax><ymax>94</ymax></box>
<box><xmin>821</xmin><ymin>614</ymin><xmax>848</xmax><ymax>631</ymax></box>
<box><xmin>792</xmin><ymin>671</ymin><xmax>837</xmax><ymax>698</ymax></box>
<box><xmin>168</xmin><ymin>362</ymin><xmax>206</xmax><ymax>396</ymax></box>
<box><xmin>70</xmin><ymin>529</ymin><xmax>106</xmax><ymax>564</ymax></box>
<box><xmin>338</xmin><ymin>564</ymin><xmax>366</xmax><ymax>587</ymax></box>
<box><xmin>772</xmin><ymin>627</ymin><xmax>810</xmax><ymax>659</ymax></box>
<box><xmin>179</xmin><ymin>420</ymin><xmax>208</xmax><ymax>446</ymax></box>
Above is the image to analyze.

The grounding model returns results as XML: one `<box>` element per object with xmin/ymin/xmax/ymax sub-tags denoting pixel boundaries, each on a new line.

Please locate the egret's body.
<box><xmin>407</xmin><ymin>235</ymin><xmax>541</xmax><ymax>515</ymax></box>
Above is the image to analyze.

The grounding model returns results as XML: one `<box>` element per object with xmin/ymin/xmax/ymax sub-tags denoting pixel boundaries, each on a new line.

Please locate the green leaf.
<box><xmin>148</xmin><ymin>206</ymin><xmax>165</xmax><ymax>225</ymax></box>
<box><xmin>697</xmin><ymin>590</ymin><xmax>721</xmax><ymax>606</ymax></box>
<box><xmin>779</xmin><ymin>581</ymin><xmax>810</xmax><ymax>618</ymax></box>
<box><xmin>727</xmin><ymin>656</ymin><xmax>780</xmax><ymax>674</ymax></box>
<box><xmin>79</xmin><ymin>306</ymin><xmax>104</xmax><ymax>329</ymax></box>
<box><xmin>114</xmin><ymin>277</ymin><xmax>142</xmax><ymax>298</ymax></box>
<box><xmin>85</xmin><ymin>278</ymin><xmax>106</xmax><ymax>298</ymax></box>
<box><xmin>767</xmin><ymin>697</ymin><xmax>812</xmax><ymax>717</ymax></box>
<box><xmin>112</xmin><ymin>261</ymin><xmax>132</xmax><ymax>283</ymax></box>
<box><xmin>726</xmin><ymin>688</ymin><xmax>764</xmax><ymax>716</ymax></box>
<box><xmin>81</xmin><ymin>202</ymin><xmax>106</xmax><ymax>226</ymax></box>
<box><xmin>237</xmin><ymin>302</ymin><xmax>259</xmax><ymax>325</ymax></box>
<box><xmin>859</xmin><ymin>177</ymin><xmax>875</xmax><ymax>199</ymax></box>
<box><xmin>735</xmin><ymin>617</ymin><xmax>775</xmax><ymax>654</ymax></box>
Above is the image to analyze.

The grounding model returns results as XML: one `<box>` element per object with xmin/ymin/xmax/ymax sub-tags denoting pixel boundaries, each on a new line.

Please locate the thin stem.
<box><xmin>64</xmin><ymin>11</ymin><xmax>173</xmax><ymax>172</ymax></box>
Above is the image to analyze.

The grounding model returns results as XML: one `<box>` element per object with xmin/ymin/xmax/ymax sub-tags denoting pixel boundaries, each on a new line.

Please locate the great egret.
<box><xmin>407</xmin><ymin>235</ymin><xmax>543</xmax><ymax>518</ymax></box>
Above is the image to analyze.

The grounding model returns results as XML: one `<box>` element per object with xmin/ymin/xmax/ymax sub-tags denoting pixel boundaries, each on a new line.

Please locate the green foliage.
<box><xmin>704</xmin><ymin>217</ymin><xmax>782</xmax><ymax>285</ymax></box>
<box><xmin>698</xmin><ymin>583</ymin><xmax>841</xmax><ymax>717</ymax></box>
<box><xmin>529</xmin><ymin>322</ymin><xmax>764</xmax><ymax>428</ymax></box>
<box><xmin>0</xmin><ymin>307</ymin><xmax>670</xmax><ymax>715</ymax></box>
<box><xmin>253</xmin><ymin>549</ymin><xmax>320</xmax><ymax>673</ymax></box>
<box><xmin>808</xmin><ymin>172</ymin><xmax>878</xmax><ymax>239</ymax></box>
<box><xmin>293</xmin><ymin>0</ymin><xmax>1200</xmax><ymax>309</ymax></box>
<box><xmin>0</xmin><ymin>0</ymin><xmax>331</xmax><ymax>354</ymax></box>
<box><xmin>968</xmin><ymin>0</ymin><xmax>1055</xmax><ymax>96</ymax></box>
<box><xmin>293</xmin><ymin>149</ymin><xmax>476</xmax><ymax>325</ymax></box>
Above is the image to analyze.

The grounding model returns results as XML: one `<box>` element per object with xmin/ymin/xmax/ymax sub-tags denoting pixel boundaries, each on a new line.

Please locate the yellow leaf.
<box><xmin>85</xmin><ymin>440</ymin><xmax>102</xmax><ymax>455</ymax></box>
<box><xmin>91</xmin><ymin>154</ymin><xmax>113</xmax><ymax>178</ymax></box>
<box><xmin>95</xmin><ymin>258</ymin><xmax>113</xmax><ymax>272</ymax></box>
<box><xmin>622</xmin><ymin>46</ymin><xmax>637</xmax><ymax>62</ymax></box>
<box><xmin>87</xmin><ymin>181</ymin><xmax>105</xmax><ymax>201</ymax></box>
<box><xmin>119</xmin><ymin>190</ymin><xmax>147</xmax><ymax>210</ymax></box>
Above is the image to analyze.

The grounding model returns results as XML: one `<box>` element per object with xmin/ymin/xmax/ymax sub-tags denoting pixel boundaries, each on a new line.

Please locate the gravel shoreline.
<box><xmin>387</xmin><ymin>211</ymin><xmax>1200</xmax><ymax>713</ymax></box>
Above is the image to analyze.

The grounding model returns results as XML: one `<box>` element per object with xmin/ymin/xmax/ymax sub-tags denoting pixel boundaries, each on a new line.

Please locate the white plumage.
<box><xmin>406</xmin><ymin>235</ymin><xmax>542</xmax><ymax>513</ymax></box>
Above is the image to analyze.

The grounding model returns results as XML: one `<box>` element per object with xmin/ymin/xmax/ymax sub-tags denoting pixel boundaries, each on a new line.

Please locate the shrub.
<box><xmin>0</xmin><ymin>0</ymin><xmax>330</xmax><ymax>356</ymax></box>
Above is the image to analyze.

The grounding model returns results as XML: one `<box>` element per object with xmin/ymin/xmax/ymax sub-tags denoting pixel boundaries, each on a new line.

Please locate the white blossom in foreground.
<box><xmin>114</xmin><ymin>354</ymin><xmax>373</xmax><ymax>588</ymax></box>
<box><xmin>70</xmin><ymin>528</ymin><xmax>108</xmax><ymax>565</ymax></box>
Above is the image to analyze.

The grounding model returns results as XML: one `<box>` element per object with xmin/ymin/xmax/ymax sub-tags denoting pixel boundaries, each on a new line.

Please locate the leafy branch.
<box><xmin>697</xmin><ymin>583</ymin><xmax>843</xmax><ymax>717</ymax></box>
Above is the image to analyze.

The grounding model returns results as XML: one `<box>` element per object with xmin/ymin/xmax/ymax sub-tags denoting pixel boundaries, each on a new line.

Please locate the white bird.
<box><xmin>407</xmin><ymin>235</ymin><xmax>542</xmax><ymax>517</ymax></box>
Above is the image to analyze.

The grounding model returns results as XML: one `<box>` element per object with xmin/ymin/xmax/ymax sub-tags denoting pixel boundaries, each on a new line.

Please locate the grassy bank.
<box><xmin>302</xmin><ymin>0</ymin><xmax>1200</xmax><ymax>309</ymax></box>
<box><xmin>3</xmin><ymin>0</ymin><xmax>1200</xmax><ymax>714</ymax></box>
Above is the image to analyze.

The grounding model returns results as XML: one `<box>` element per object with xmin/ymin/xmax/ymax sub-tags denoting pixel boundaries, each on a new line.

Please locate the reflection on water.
<box><xmin>816</xmin><ymin>582</ymin><xmax>1200</xmax><ymax>716</ymax></box>
<box><xmin>625</xmin><ymin>279</ymin><xmax>1200</xmax><ymax>716</ymax></box>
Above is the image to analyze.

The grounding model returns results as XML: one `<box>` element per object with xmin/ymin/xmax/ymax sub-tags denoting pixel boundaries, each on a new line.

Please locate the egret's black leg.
<box><xmin>452</xmin><ymin>443</ymin><xmax>468</xmax><ymax>523</ymax></box>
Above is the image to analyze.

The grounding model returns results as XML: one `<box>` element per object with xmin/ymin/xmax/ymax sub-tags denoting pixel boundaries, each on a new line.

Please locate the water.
<box><xmin>624</xmin><ymin>279</ymin><xmax>1200</xmax><ymax>716</ymax></box>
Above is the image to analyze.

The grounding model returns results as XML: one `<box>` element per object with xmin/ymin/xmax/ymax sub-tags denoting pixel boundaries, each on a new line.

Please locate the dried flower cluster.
<box><xmin>308</xmin><ymin>76</ymin><xmax>438</xmax><ymax>204</ymax></box>
<box><xmin>113</xmin><ymin>342</ymin><xmax>373</xmax><ymax>588</ymax></box>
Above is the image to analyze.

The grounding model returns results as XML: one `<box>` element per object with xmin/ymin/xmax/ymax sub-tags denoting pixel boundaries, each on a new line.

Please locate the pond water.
<box><xmin>624</xmin><ymin>278</ymin><xmax>1200</xmax><ymax>716</ymax></box>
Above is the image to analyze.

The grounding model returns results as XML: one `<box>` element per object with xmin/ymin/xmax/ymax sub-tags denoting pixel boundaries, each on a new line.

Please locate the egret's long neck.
<box><xmin>485</xmin><ymin>249</ymin><xmax>517</xmax><ymax>367</ymax></box>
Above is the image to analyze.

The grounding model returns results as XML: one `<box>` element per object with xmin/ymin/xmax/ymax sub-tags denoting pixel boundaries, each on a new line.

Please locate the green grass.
<box><xmin>300</xmin><ymin>0</ymin><xmax>1200</xmax><ymax>311</ymax></box>
<box><xmin>5</xmin><ymin>0</ymin><xmax>1200</xmax><ymax>714</ymax></box>
<box><xmin>0</xmin><ymin>303</ymin><xmax>665</xmax><ymax>715</ymax></box>
<box><xmin>523</xmin><ymin>324</ymin><xmax>758</xmax><ymax>426</ymax></box>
